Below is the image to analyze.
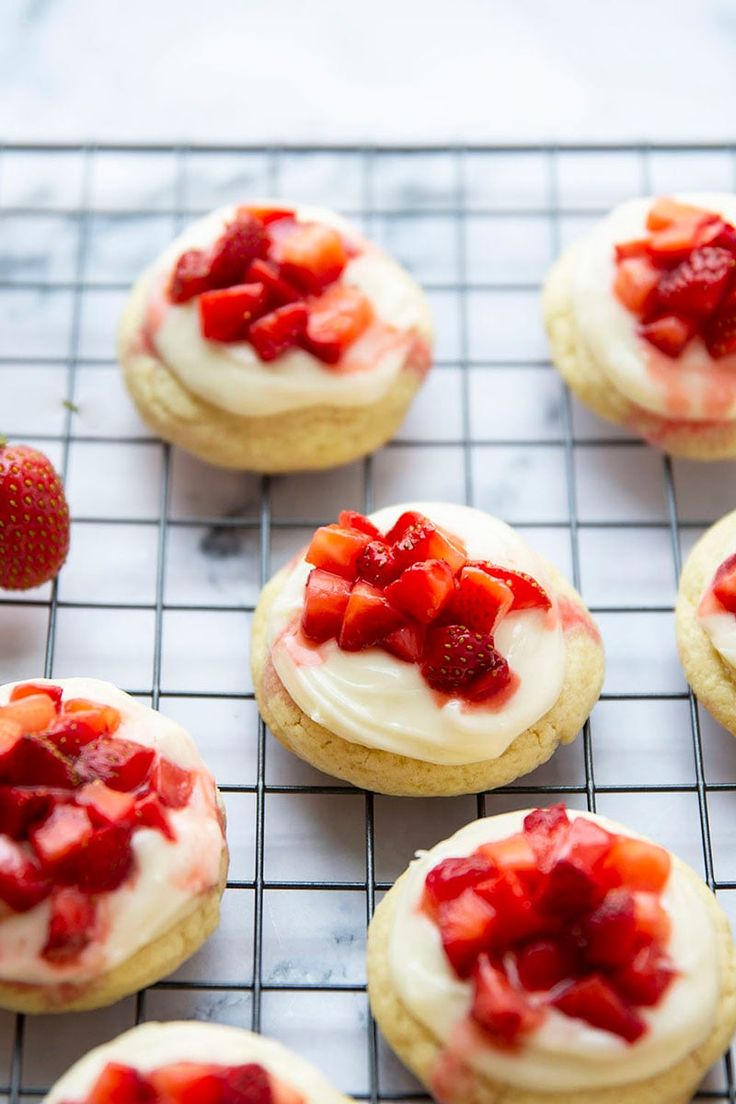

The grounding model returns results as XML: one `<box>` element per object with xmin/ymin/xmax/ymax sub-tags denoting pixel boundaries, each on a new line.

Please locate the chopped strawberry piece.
<box><xmin>552</xmin><ymin>975</ymin><xmax>646</xmax><ymax>1043</ymax></box>
<box><xmin>639</xmin><ymin>314</ymin><xmax>696</xmax><ymax>357</ymax></box>
<box><xmin>245</xmin><ymin>258</ymin><xmax>303</xmax><ymax>307</ymax></box>
<box><xmin>711</xmin><ymin>552</ymin><xmax>736</xmax><ymax>612</ymax></box>
<box><xmin>9</xmin><ymin>682</ymin><xmax>62</xmax><ymax>709</ymax></box>
<box><xmin>77</xmin><ymin>736</ymin><xmax>155</xmax><ymax>792</ymax></box>
<box><xmin>699</xmin><ymin>219</ymin><xmax>736</xmax><ymax>255</ymax></box>
<box><xmin>380</xmin><ymin>622</ymin><xmax>427</xmax><ymax>663</ymax></box>
<box><xmin>238</xmin><ymin>204</ymin><xmax>296</xmax><ymax>225</ymax></box>
<box><xmin>42</xmin><ymin>886</ymin><xmax>96</xmax><ymax>963</ymax></box>
<box><xmin>154</xmin><ymin>758</ymin><xmax>194</xmax><ymax>808</ymax></box>
<box><xmin>75</xmin><ymin>824</ymin><xmax>134</xmax><ymax>893</ymax></box>
<box><xmin>301</xmin><ymin>568</ymin><xmax>352</xmax><ymax>643</ymax></box>
<box><xmin>305</xmin><ymin>524</ymin><xmax>372</xmax><ymax>580</ymax></box>
<box><xmin>273</xmin><ymin>221</ymin><xmax>348</xmax><ymax>293</ymax></box>
<box><xmin>87</xmin><ymin>1062</ymin><xmax>155</xmax><ymax>1104</ymax></box>
<box><xmin>384</xmin><ymin>510</ymin><xmax>426</xmax><ymax>544</ymax></box>
<box><xmin>613</xmin><ymin>257</ymin><xmax>660</xmax><ymax>314</ymax></box>
<box><xmin>523</xmin><ymin>804</ymin><xmax>571</xmax><ymax>866</ymax></box>
<box><xmin>633</xmin><ymin>891</ymin><xmax>672</xmax><ymax>947</ymax></box>
<box><xmin>471</xmin><ymin>954</ymin><xmax>543</xmax><ymax>1044</ymax></box>
<box><xmin>356</xmin><ymin>540</ymin><xmax>400</xmax><ymax>586</ymax></box>
<box><xmin>515</xmin><ymin>938</ymin><xmax>577</xmax><ymax>992</ymax></box>
<box><xmin>614</xmin><ymin>239</ymin><xmax>649</xmax><ymax>262</ymax></box>
<box><xmin>480</xmin><ymin>832</ymin><xmax>538</xmax><ymax>875</ymax></box>
<box><xmin>0</xmin><ymin>693</ymin><xmax>58</xmax><ymax>734</ymax></box>
<box><xmin>602</xmin><ymin>836</ymin><xmax>671</xmax><ymax>893</ymax></box>
<box><xmin>61</xmin><ymin>699</ymin><xmax>121</xmax><ymax>734</ymax></box>
<box><xmin>5</xmin><ymin>734</ymin><xmax>78</xmax><ymax>788</ymax></box>
<box><xmin>437</xmin><ymin>888</ymin><xmax>497</xmax><ymax>977</ymax></box>
<box><xmin>646</xmin><ymin>216</ymin><xmax>713</xmax><ymax>267</ymax></box>
<box><xmin>655</xmin><ymin>246</ymin><xmax>735</xmax><ymax>319</ymax></box>
<box><xmin>475</xmin><ymin>869</ymin><xmax>549</xmax><ymax>947</ymax></box>
<box><xmin>198</xmin><ymin>282</ymin><xmax>268</xmax><ymax>342</ymax></box>
<box><xmin>582</xmin><ymin>888</ymin><xmax>637</xmax><ymax>967</ymax></box>
<box><xmin>169</xmin><ymin>249</ymin><xmax>211</xmax><ymax>303</ymax></box>
<box><xmin>77</xmin><ymin>781</ymin><xmax>136</xmax><ymax>826</ymax></box>
<box><xmin>472</xmin><ymin>564</ymin><xmax>552</xmax><ymax>612</ymax></box>
<box><xmin>0</xmin><ymin>834</ymin><xmax>50</xmax><ymax>911</ymax></box>
<box><xmin>338</xmin><ymin>582</ymin><xmax>404</xmax><ymax>651</ymax></box>
<box><xmin>391</xmin><ymin>515</ymin><xmax>466</xmax><ymax>575</ymax></box>
<box><xmin>0</xmin><ymin>720</ymin><xmax>23</xmax><ymax>776</ymax></box>
<box><xmin>385</xmin><ymin>559</ymin><xmax>455</xmax><ymax>623</ymax></box>
<box><xmin>705</xmin><ymin>298</ymin><xmax>736</xmax><ymax>359</ymax></box>
<box><xmin>337</xmin><ymin>510</ymin><xmax>381</xmax><ymax>538</ymax></box>
<box><xmin>134</xmin><ymin>791</ymin><xmax>174</xmax><ymax>840</ymax></box>
<box><xmin>302</xmin><ymin>284</ymin><xmax>372</xmax><ymax>364</ymax></box>
<box><xmin>612</xmin><ymin>943</ymin><xmax>676</xmax><ymax>1007</ymax></box>
<box><xmin>463</xmin><ymin>659</ymin><xmax>513</xmax><ymax>703</ymax></box>
<box><xmin>421</xmin><ymin>624</ymin><xmax>506</xmax><ymax>695</ymax></box>
<box><xmin>536</xmin><ymin>818</ymin><xmax>613</xmax><ymax>915</ymax></box>
<box><xmin>248</xmin><ymin>303</ymin><xmax>309</xmax><ymax>362</ymax></box>
<box><xmin>0</xmin><ymin>786</ymin><xmax>57</xmax><ymax>839</ymax></box>
<box><xmin>45</xmin><ymin>716</ymin><xmax>100</xmax><ymax>756</ymax></box>
<box><xmin>443</xmin><ymin>566</ymin><xmax>514</xmax><ymax>633</ymax></box>
<box><xmin>221</xmin><ymin>1063</ymin><xmax>273</xmax><ymax>1104</ymax></box>
<box><xmin>425</xmin><ymin>854</ymin><xmax>497</xmax><ymax>908</ymax></box>
<box><xmin>149</xmin><ymin>1062</ymin><xmax>224</xmax><ymax>1104</ymax></box>
<box><xmin>208</xmin><ymin>213</ymin><xmax>267</xmax><ymax>289</ymax></box>
<box><xmin>646</xmin><ymin>197</ymin><xmax>710</xmax><ymax>232</ymax></box>
<box><xmin>30</xmin><ymin>804</ymin><xmax>93</xmax><ymax>871</ymax></box>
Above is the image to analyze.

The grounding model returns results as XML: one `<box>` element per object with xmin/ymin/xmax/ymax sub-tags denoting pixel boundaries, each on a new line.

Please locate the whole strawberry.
<box><xmin>0</xmin><ymin>443</ymin><xmax>70</xmax><ymax>590</ymax></box>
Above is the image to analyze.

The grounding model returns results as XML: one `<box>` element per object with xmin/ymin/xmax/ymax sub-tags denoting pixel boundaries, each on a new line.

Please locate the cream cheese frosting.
<box><xmin>144</xmin><ymin>202</ymin><xmax>433</xmax><ymax>417</ymax></box>
<box><xmin>697</xmin><ymin>552</ymin><xmax>736</xmax><ymax>670</ymax></box>
<box><xmin>44</xmin><ymin>1022</ymin><xmax>346</xmax><ymax>1104</ymax></box>
<box><xmin>266</xmin><ymin>503</ymin><xmax>567</xmax><ymax>766</ymax></box>
<box><xmin>570</xmin><ymin>193</ymin><xmax>736</xmax><ymax>423</ymax></box>
<box><xmin>0</xmin><ymin>678</ymin><xmax>224</xmax><ymax>987</ymax></box>
<box><xmin>388</xmin><ymin>810</ymin><xmax>720</xmax><ymax>1093</ymax></box>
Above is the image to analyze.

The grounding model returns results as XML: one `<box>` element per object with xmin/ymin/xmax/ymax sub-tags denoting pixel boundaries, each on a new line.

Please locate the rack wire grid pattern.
<box><xmin>2</xmin><ymin>141</ymin><xmax>736</xmax><ymax>1103</ymax></box>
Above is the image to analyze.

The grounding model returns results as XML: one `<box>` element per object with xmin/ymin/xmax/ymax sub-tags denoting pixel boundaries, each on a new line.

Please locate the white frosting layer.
<box><xmin>570</xmin><ymin>193</ymin><xmax>736</xmax><ymax>423</ymax></box>
<box><xmin>697</xmin><ymin>550</ymin><xmax>736</xmax><ymax>669</ymax></box>
<box><xmin>0</xmin><ymin>678</ymin><xmax>225</xmax><ymax>986</ymax></box>
<box><xmin>267</xmin><ymin>503</ymin><xmax>567</xmax><ymax>766</ymax></box>
<box><xmin>147</xmin><ymin>202</ymin><xmax>433</xmax><ymax>416</ymax></box>
<box><xmin>45</xmin><ymin>1022</ymin><xmax>347</xmax><ymax>1104</ymax></box>
<box><xmin>388</xmin><ymin>810</ymin><xmax>720</xmax><ymax>1092</ymax></box>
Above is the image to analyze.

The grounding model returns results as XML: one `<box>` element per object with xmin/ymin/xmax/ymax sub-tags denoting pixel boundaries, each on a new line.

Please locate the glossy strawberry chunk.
<box><xmin>0</xmin><ymin>786</ymin><xmax>58</xmax><ymax>839</ymax></box>
<box><xmin>471</xmin><ymin>954</ymin><xmax>543</xmax><ymax>1044</ymax></box>
<box><xmin>646</xmin><ymin>216</ymin><xmax>711</xmax><ymax>267</ymax></box>
<box><xmin>602</xmin><ymin>836</ymin><xmax>671</xmax><ymax>893</ymax></box>
<box><xmin>301</xmin><ymin>568</ymin><xmax>351</xmax><ymax>643</ymax></box>
<box><xmin>198</xmin><ymin>283</ymin><xmax>268</xmax><ymax>342</ymax></box>
<box><xmin>77</xmin><ymin>781</ymin><xmax>136</xmax><ymax>826</ymax></box>
<box><xmin>515</xmin><ymin>937</ymin><xmax>577</xmax><ymax>992</ymax></box>
<box><xmin>220</xmin><ymin>1063</ymin><xmax>273</xmax><ymax>1104</ymax></box>
<box><xmin>472</xmin><ymin>564</ymin><xmax>551</xmax><ymax>612</ymax></box>
<box><xmin>421</xmin><ymin>625</ymin><xmax>505</xmax><ymax>695</ymax></box>
<box><xmin>391</xmin><ymin>515</ymin><xmax>466</xmax><ymax>575</ymax></box>
<box><xmin>385</xmin><ymin>559</ymin><xmax>455</xmax><ymax>624</ymax></box>
<box><xmin>45</xmin><ymin>716</ymin><xmax>100</xmax><ymax>756</ymax></box>
<box><xmin>338</xmin><ymin>582</ymin><xmax>404</xmax><ymax>651</ymax></box>
<box><xmin>337</xmin><ymin>510</ymin><xmax>381</xmax><ymax>539</ymax></box>
<box><xmin>437</xmin><ymin>888</ymin><xmax>497</xmax><ymax>977</ymax></box>
<box><xmin>424</xmin><ymin>854</ymin><xmax>497</xmax><ymax>908</ymax></box>
<box><xmin>0</xmin><ymin>693</ymin><xmax>58</xmax><ymax>733</ymax></box>
<box><xmin>42</xmin><ymin>886</ymin><xmax>96</xmax><ymax>962</ymax></box>
<box><xmin>705</xmin><ymin>295</ymin><xmax>736</xmax><ymax>359</ymax></box>
<box><xmin>87</xmin><ymin>1063</ymin><xmax>155</xmax><ymax>1104</ymax></box>
<box><xmin>62</xmin><ymin>699</ymin><xmax>121</xmax><ymax>734</ymax></box>
<box><xmin>0</xmin><ymin>720</ymin><xmax>23</xmax><ymax>776</ymax></box>
<box><xmin>443</xmin><ymin>566</ymin><xmax>513</xmax><ymax>633</ymax></box>
<box><xmin>655</xmin><ymin>246</ymin><xmax>735</xmax><ymax>319</ymax></box>
<box><xmin>535</xmin><ymin>818</ymin><xmax>612</xmax><ymax>916</ymax></box>
<box><xmin>475</xmin><ymin>869</ymin><xmax>548</xmax><ymax>948</ymax></box>
<box><xmin>582</xmin><ymin>888</ymin><xmax>637</xmax><ymax>967</ymax></box>
<box><xmin>646</xmin><ymin>198</ymin><xmax>709</xmax><ymax>232</ymax></box>
<box><xmin>208</xmin><ymin>214</ymin><xmax>267</xmax><ymax>289</ymax></box>
<box><xmin>273</xmin><ymin>221</ymin><xmax>348</xmax><ymax>293</ymax></box>
<box><xmin>30</xmin><ymin>804</ymin><xmax>93</xmax><ymax>871</ymax></box>
<box><xmin>523</xmin><ymin>804</ymin><xmax>571</xmax><ymax>866</ymax></box>
<box><xmin>613</xmin><ymin>256</ymin><xmax>660</xmax><ymax>314</ymax></box>
<box><xmin>245</xmin><ymin>258</ymin><xmax>303</xmax><ymax>307</ymax></box>
<box><xmin>0</xmin><ymin>834</ymin><xmax>50</xmax><ymax>911</ymax></box>
<box><xmin>77</xmin><ymin>737</ymin><xmax>155</xmax><ymax>792</ymax></box>
<box><xmin>711</xmin><ymin>552</ymin><xmax>736</xmax><ymax>612</ymax></box>
<box><xmin>75</xmin><ymin>825</ymin><xmax>134</xmax><ymax>893</ymax></box>
<box><xmin>169</xmin><ymin>250</ymin><xmax>211</xmax><ymax>303</ymax></box>
<box><xmin>5</xmin><ymin>734</ymin><xmax>78</xmax><ymax>788</ymax></box>
<box><xmin>9</xmin><ymin>682</ymin><xmax>63</xmax><ymax>709</ymax></box>
<box><xmin>149</xmin><ymin>1062</ymin><xmax>224</xmax><ymax>1104</ymax></box>
<box><xmin>248</xmin><ymin>303</ymin><xmax>309</xmax><ymax>362</ymax></box>
<box><xmin>302</xmin><ymin>285</ymin><xmax>372</xmax><ymax>364</ymax></box>
<box><xmin>154</xmin><ymin>758</ymin><xmax>194</xmax><ymax>809</ymax></box>
<box><xmin>633</xmin><ymin>891</ymin><xmax>672</xmax><ymax>947</ymax></box>
<box><xmin>239</xmin><ymin>204</ymin><xmax>296</xmax><ymax>225</ymax></box>
<box><xmin>380</xmin><ymin>622</ymin><xmax>426</xmax><ymax>663</ymax></box>
<box><xmin>305</xmin><ymin>525</ymin><xmax>372</xmax><ymax>580</ymax></box>
<box><xmin>134</xmin><ymin>791</ymin><xmax>174</xmax><ymax>840</ymax></box>
<box><xmin>480</xmin><ymin>832</ymin><xmax>538</xmax><ymax>875</ymax></box>
<box><xmin>552</xmin><ymin>975</ymin><xmax>646</xmax><ymax>1043</ymax></box>
<box><xmin>356</xmin><ymin>540</ymin><xmax>400</xmax><ymax>586</ymax></box>
<box><xmin>612</xmin><ymin>943</ymin><xmax>676</xmax><ymax>1007</ymax></box>
<box><xmin>639</xmin><ymin>314</ymin><xmax>696</xmax><ymax>357</ymax></box>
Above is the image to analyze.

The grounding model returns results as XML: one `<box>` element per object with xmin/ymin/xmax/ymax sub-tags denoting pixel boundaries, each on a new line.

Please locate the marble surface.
<box><xmin>1</xmin><ymin>0</ymin><xmax>736</xmax><ymax>144</ymax></box>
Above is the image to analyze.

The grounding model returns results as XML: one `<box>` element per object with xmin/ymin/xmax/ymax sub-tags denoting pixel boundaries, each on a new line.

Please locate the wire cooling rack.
<box><xmin>2</xmin><ymin>142</ymin><xmax>736</xmax><ymax>1102</ymax></box>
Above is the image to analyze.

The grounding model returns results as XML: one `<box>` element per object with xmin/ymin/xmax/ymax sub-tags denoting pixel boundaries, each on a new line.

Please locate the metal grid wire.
<box><xmin>1</xmin><ymin>141</ymin><xmax>736</xmax><ymax>1101</ymax></box>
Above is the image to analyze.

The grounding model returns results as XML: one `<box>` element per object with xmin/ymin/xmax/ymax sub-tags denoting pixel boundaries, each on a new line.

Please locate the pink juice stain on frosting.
<box><xmin>432</xmin><ymin>1017</ymin><xmax>505</xmax><ymax>1103</ymax></box>
<box><xmin>645</xmin><ymin>341</ymin><xmax>736</xmax><ymax>420</ymax></box>
<box><xmin>558</xmin><ymin>596</ymin><xmax>602</xmax><ymax>643</ymax></box>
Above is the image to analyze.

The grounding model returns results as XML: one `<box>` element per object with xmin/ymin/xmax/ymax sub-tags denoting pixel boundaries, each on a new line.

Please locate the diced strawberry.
<box><xmin>633</xmin><ymin>891</ymin><xmax>672</xmax><ymax>947</ymax></box>
<box><xmin>425</xmin><ymin>854</ymin><xmax>497</xmax><ymax>908</ymax></box>
<box><xmin>463</xmin><ymin>659</ymin><xmax>513</xmax><ymax>703</ymax></box>
<box><xmin>305</xmin><ymin>524</ymin><xmax>372</xmax><ymax>580</ymax></box>
<box><xmin>646</xmin><ymin>198</ymin><xmax>710</xmax><ymax>232</ymax></box>
<box><xmin>245</xmin><ymin>258</ymin><xmax>303</xmax><ymax>307</ymax></box>
<box><xmin>582</xmin><ymin>888</ymin><xmax>637</xmax><ymax>967</ymax></box>
<box><xmin>646</xmin><ymin>216</ymin><xmax>712</xmax><ymax>267</ymax></box>
<box><xmin>614</xmin><ymin>239</ymin><xmax>649</xmax><ymax>262</ymax></box>
<box><xmin>273</xmin><ymin>221</ymin><xmax>348</xmax><ymax>293</ymax></box>
<box><xmin>475</xmin><ymin>869</ymin><xmax>549</xmax><ymax>948</ymax></box>
<box><xmin>380</xmin><ymin>622</ymin><xmax>427</xmax><ymax>663</ymax></box>
<box><xmin>248</xmin><ymin>303</ymin><xmax>309</xmax><ymax>362</ymax></box>
<box><xmin>444</xmin><ymin>566</ymin><xmax>514</xmax><ymax>634</ymax></box>
<box><xmin>0</xmin><ymin>834</ymin><xmax>50</xmax><ymax>911</ymax></box>
<box><xmin>0</xmin><ymin>786</ymin><xmax>57</xmax><ymax>838</ymax></box>
<box><xmin>154</xmin><ymin>758</ymin><xmax>194</xmax><ymax>808</ymax></box>
<box><xmin>437</xmin><ymin>888</ymin><xmax>497</xmax><ymax>977</ymax></box>
<box><xmin>638</xmin><ymin>314</ymin><xmax>696</xmax><ymax>357</ymax></box>
<box><xmin>613</xmin><ymin>257</ymin><xmax>660</xmax><ymax>314</ymax></box>
<box><xmin>515</xmin><ymin>938</ymin><xmax>576</xmax><ymax>992</ymax></box>
<box><xmin>385</xmin><ymin>559</ymin><xmax>455</xmax><ymax>624</ymax></box>
<box><xmin>42</xmin><ymin>886</ymin><xmax>96</xmax><ymax>963</ymax></box>
<box><xmin>238</xmin><ymin>204</ymin><xmax>296</xmax><ymax>225</ymax></box>
<box><xmin>75</xmin><ymin>825</ymin><xmax>134</xmax><ymax>893</ymax></box>
<box><xmin>552</xmin><ymin>975</ymin><xmax>646</xmax><ymax>1042</ymax></box>
<box><xmin>337</xmin><ymin>510</ymin><xmax>381</xmax><ymax>539</ymax></box>
<box><xmin>45</xmin><ymin>716</ymin><xmax>100</xmax><ymax>756</ymax></box>
<box><xmin>61</xmin><ymin>699</ymin><xmax>121</xmax><ymax>734</ymax></box>
<box><xmin>356</xmin><ymin>540</ymin><xmax>400</xmax><ymax>586</ymax></box>
<box><xmin>391</xmin><ymin>515</ymin><xmax>466</xmax><ymax>575</ymax></box>
<box><xmin>711</xmin><ymin>552</ymin><xmax>736</xmax><ymax>612</ymax></box>
<box><xmin>134</xmin><ymin>791</ymin><xmax>174</xmax><ymax>840</ymax></box>
<box><xmin>9</xmin><ymin>682</ymin><xmax>63</xmax><ymax>709</ymax></box>
<box><xmin>149</xmin><ymin>1062</ymin><xmax>224</xmax><ymax>1104</ymax></box>
<box><xmin>0</xmin><ymin>693</ymin><xmax>58</xmax><ymax>734</ymax></box>
<box><xmin>30</xmin><ymin>804</ymin><xmax>93</xmax><ymax>871</ymax></box>
<box><xmin>655</xmin><ymin>246</ymin><xmax>735</xmax><ymax>318</ymax></box>
<box><xmin>221</xmin><ymin>1063</ymin><xmax>273</xmax><ymax>1104</ymax></box>
<box><xmin>87</xmin><ymin>1063</ymin><xmax>155</xmax><ymax>1104</ymax></box>
<box><xmin>302</xmin><ymin>285</ymin><xmax>372</xmax><ymax>364</ymax></box>
<box><xmin>704</xmin><ymin>298</ymin><xmax>736</xmax><ymax>359</ymax></box>
<box><xmin>76</xmin><ymin>737</ymin><xmax>155</xmax><ymax>792</ymax></box>
<box><xmin>0</xmin><ymin>719</ymin><xmax>23</xmax><ymax>777</ymax></box>
<box><xmin>302</xmin><ymin>568</ymin><xmax>352</xmax><ymax>643</ymax></box>
<box><xmin>472</xmin><ymin>564</ymin><xmax>552</xmax><ymax>612</ymax></box>
<box><xmin>77</xmin><ymin>781</ymin><xmax>136</xmax><ymax>826</ymax></box>
<box><xmin>602</xmin><ymin>836</ymin><xmax>671</xmax><ymax>893</ymax></box>
<box><xmin>338</xmin><ymin>582</ymin><xmax>404</xmax><ymax>651</ymax></box>
<box><xmin>421</xmin><ymin>624</ymin><xmax>505</xmax><ymax>695</ymax></box>
<box><xmin>471</xmin><ymin>954</ymin><xmax>543</xmax><ymax>1044</ymax></box>
<box><xmin>169</xmin><ymin>249</ymin><xmax>211</xmax><ymax>303</ymax></box>
<box><xmin>384</xmin><ymin>510</ymin><xmax>426</xmax><ymax>544</ymax></box>
<box><xmin>535</xmin><ymin>819</ymin><xmax>613</xmax><ymax>916</ymax></box>
<box><xmin>198</xmin><ymin>283</ymin><xmax>268</xmax><ymax>342</ymax></box>
<box><xmin>270</xmin><ymin>1077</ymin><xmax>303</xmax><ymax>1104</ymax></box>
<box><xmin>479</xmin><ymin>832</ymin><xmax>538</xmax><ymax>875</ymax></box>
<box><xmin>523</xmin><ymin>805</ymin><xmax>571</xmax><ymax>866</ymax></box>
<box><xmin>6</xmin><ymin>734</ymin><xmax>78</xmax><ymax>788</ymax></box>
<box><xmin>208</xmin><ymin>214</ymin><xmax>267</xmax><ymax>289</ymax></box>
<box><xmin>612</xmin><ymin>943</ymin><xmax>676</xmax><ymax>1007</ymax></box>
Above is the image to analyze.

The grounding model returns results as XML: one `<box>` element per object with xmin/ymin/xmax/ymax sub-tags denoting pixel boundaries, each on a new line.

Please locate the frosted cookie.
<box><xmin>0</xmin><ymin>678</ymin><xmax>227</xmax><ymax>1013</ymax></box>
<box><xmin>367</xmin><ymin>805</ymin><xmax>736</xmax><ymax>1104</ymax></box>
<box><xmin>44</xmin><ymin>1021</ymin><xmax>352</xmax><ymax>1104</ymax></box>
<box><xmin>676</xmin><ymin>508</ymin><xmax>736</xmax><ymax>734</ymax></box>
<box><xmin>118</xmin><ymin>201</ymin><xmax>433</xmax><ymax>472</ymax></box>
<box><xmin>251</xmin><ymin>503</ymin><xmax>604</xmax><ymax>796</ymax></box>
<box><xmin>544</xmin><ymin>194</ymin><xmax>736</xmax><ymax>458</ymax></box>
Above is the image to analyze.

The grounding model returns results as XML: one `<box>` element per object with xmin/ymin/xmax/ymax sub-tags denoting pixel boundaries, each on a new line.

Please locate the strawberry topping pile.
<box><xmin>167</xmin><ymin>206</ymin><xmax>373</xmax><ymax>365</ymax></box>
<box><xmin>424</xmin><ymin>806</ymin><xmax>676</xmax><ymax>1047</ymax></box>
<box><xmin>60</xmin><ymin>1059</ymin><xmax>302</xmax><ymax>1104</ymax></box>
<box><xmin>613</xmin><ymin>197</ymin><xmax>736</xmax><ymax>359</ymax></box>
<box><xmin>299</xmin><ymin>510</ymin><xmax>552</xmax><ymax>703</ymax></box>
<box><xmin>708</xmin><ymin>552</ymin><xmax>736</xmax><ymax>613</ymax></box>
<box><xmin>0</xmin><ymin>683</ymin><xmax>196</xmax><ymax>965</ymax></box>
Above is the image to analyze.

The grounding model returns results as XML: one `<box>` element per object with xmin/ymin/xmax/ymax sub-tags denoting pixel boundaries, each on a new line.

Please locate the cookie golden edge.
<box><xmin>676</xmin><ymin>508</ymin><xmax>736</xmax><ymax>734</ymax></box>
<box><xmin>543</xmin><ymin>246</ymin><xmax>736</xmax><ymax>461</ymax></box>
<box><xmin>118</xmin><ymin>270</ymin><xmax>423</xmax><ymax>473</ymax></box>
<box><xmin>44</xmin><ymin>1021</ymin><xmax>353</xmax><ymax>1104</ymax></box>
<box><xmin>367</xmin><ymin>854</ymin><xmax>736</xmax><ymax>1104</ymax></box>
<box><xmin>251</xmin><ymin>563</ymin><xmax>605</xmax><ymax>797</ymax></box>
